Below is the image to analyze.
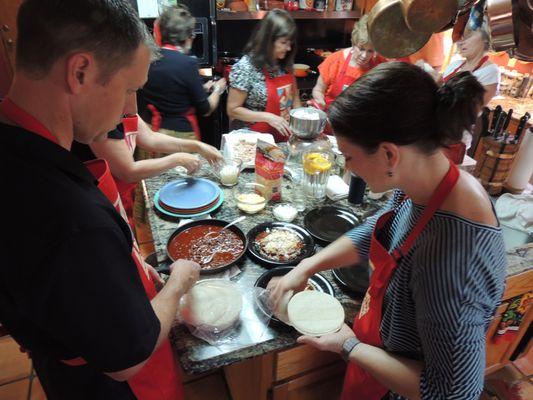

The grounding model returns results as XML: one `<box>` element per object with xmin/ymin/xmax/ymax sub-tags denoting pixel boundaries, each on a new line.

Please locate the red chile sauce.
<box><xmin>168</xmin><ymin>225</ymin><xmax>244</xmax><ymax>270</ymax></box>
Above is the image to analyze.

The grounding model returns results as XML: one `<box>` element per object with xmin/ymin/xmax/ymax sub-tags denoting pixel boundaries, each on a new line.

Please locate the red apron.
<box><xmin>308</xmin><ymin>49</ymin><xmax>374</xmax><ymax>134</ymax></box>
<box><xmin>341</xmin><ymin>162</ymin><xmax>460</xmax><ymax>400</ymax></box>
<box><xmin>153</xmin><ymin>44</ymin><xmax>202</xmax><ymax>140</ymax></box>
<box><xmin>442</xmin><ymin>55</ymin><xmax>489</xmax><ymax>165</ymax></box>
<box><xmin>325</xmin><ymin>49</ymin><xmax>360</xmax><ymax>107</ymax></box>
<box><xmin>250</xmin><ymin>69</ymin><xmax>296</xmax><ymax>142</ymax></box>
<box><xmin>114</xmin><ymin>114</ymin><xmax>139</xmax><ymax>225</ymax></box>
<box><xmin>0</xmin><ymin>98</ymin><xmax>184</xmax><ymax>400</ymax></box>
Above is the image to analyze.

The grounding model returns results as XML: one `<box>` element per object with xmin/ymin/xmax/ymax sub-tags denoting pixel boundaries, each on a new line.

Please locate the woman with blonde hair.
<box><xmin>311</xmin><ymin>15</ymin><xmax>385</xmax><ymax>109</ymax></box>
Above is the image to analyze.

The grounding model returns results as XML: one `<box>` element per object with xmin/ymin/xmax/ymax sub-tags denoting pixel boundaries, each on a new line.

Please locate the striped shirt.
<box><xmin>346</xmin><ymin>191</ymin><xmax>507</xmax><ymax>400</ymax></box>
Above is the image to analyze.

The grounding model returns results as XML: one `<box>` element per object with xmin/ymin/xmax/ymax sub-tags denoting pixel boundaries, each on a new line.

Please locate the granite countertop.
<box><xmin>142</xmin><ymin>166</ymin><xmax>533</xmax><ymax>375</ymax></box>
<box><xmin>488</xmin><ymin>95</ymin><xmax>533</xmax><ymax>118</ymax></box>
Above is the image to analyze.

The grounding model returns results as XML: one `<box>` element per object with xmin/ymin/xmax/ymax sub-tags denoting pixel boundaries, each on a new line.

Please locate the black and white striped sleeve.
<box><xmin>411</xmin><ymin>225</ymin><xmax>505</xmax><ymax>399</ymax></box>
<box><xmin>345</xmin><ymin>191</ymin><xmax>403</xmax><ymax>260</ymax></box>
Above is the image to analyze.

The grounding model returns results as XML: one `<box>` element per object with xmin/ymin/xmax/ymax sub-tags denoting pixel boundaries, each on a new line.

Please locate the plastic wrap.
<box><xmin>178</xmin><ymin>279</ymin><xmax>273</xmax><ymax>349</ymax></box>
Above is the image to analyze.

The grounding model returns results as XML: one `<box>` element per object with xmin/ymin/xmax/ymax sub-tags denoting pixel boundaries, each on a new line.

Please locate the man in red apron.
<box><xmin>250</xmin><ymin>70</ymin><xmax>297</xmax><ymax>143</ymax></box>
<box><xmin>297</xmin><ymin>163</ymin><xmax>460</xmax><ymax>399</ymax></box>
<box><xmin>0</xmin><ymin>1</ymin><xmax>199</xmax><ymax>399</ymax></box>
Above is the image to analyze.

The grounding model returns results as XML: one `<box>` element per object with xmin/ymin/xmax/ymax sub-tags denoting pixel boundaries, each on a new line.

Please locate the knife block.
<box><xmin>474</xmin><ymin>137</ymin><xmax>520</xmax><ymax>195</ymax></box>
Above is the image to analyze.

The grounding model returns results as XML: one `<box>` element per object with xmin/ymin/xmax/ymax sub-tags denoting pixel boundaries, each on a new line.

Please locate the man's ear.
<box><xmin>65</xmin><ymin>53</ymin><xmax>95</xmax><ymax>94</ymax></box>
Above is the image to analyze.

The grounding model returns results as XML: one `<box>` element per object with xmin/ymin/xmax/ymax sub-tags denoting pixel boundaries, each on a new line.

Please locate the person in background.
<box><xmin>227</xmin><ymin>9</ymin><xmax>301</xmax><ymax>142</ymax></box>
<box><xmin>138</xmin><ymin>4</ymin><xmax>226</xmax><ymax>141</ymax></box>
<box><xmin>72</xmin><ymin>114</ymin><xmax>222</xmax><ymax>225</ymax></box>
<box><xmin>311</xmin><ymin>15</ymin><xmax>384</xmax><ymax>110</ymax></box>
<box><xmin>441</xmin><ymin>23</ymin><xmax>500</xmax><ymax>162</ymax></box>
<box><xmin>442</xmin><ymin>24</ymin><xmax>500</xmax><ymax>107</ymax></box>
<box><xmin>0</xmin><ymin>1</ymin><xmax>199</xmax><ymax>399</ymax></box>
<box><xmin>271</xmin><ymin>63</ymin><xmax>506</xmax><ymax>400</ymax></box>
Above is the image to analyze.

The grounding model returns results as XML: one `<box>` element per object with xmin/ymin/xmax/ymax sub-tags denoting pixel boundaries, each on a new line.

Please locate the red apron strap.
<box><xmin>0</xmin><ymin>98</ymin><xmax>59</xmax><ymax>144</ymax></box>
<box><xmin>393</xmin><ymin>162</ymin><xmax>460</xmax><ymax>261</ymax></box>
<box><xmin>153</xmin><ymin>20</ymin><xmax>162</xmax><ymax>47</ymax></box>
<box><xmin>329</xmin><ymin>49</ymin><xmax>354</xmax><ymax>98</ymax></box>
<box><xmin>184</xmin><ymin>107</ymin><xmax>201</xmax><ymax>140</ymax></box>
<box><xmin>443</xmin><ymin>55</ymin><xmax>489</xmax><ymax>82</ymax></box>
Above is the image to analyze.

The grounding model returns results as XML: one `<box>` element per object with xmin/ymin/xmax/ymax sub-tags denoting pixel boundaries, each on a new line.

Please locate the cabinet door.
<box><xmin>272</xmin><ymin>362</ymin><xmax>345</xmax><ymax>400</ymax></box>
<box><xmin>0</xmin><ymin>0</ymin><xmax>22</xmax><ymax>87</ymax></box>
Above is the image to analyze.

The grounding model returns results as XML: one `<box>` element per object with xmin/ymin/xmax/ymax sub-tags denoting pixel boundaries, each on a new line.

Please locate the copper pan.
<box><xmin>368</xmin><ymin>0</ymin><xmax>431</xmax><ymax>58</ymax></box>
<box><xmin>487</xmin><ymin>0</ymin><xmax>516</xmax><ymax>51</ymax></box>
<box><xmin>401</xmin><ymin>0</ymin><xmax>458</xmax><ymax>34</ymax></box>
<box><xmin>511</xmin><ymin>0</ymin><xmax>533</xmax><ymax>61</ymax></box>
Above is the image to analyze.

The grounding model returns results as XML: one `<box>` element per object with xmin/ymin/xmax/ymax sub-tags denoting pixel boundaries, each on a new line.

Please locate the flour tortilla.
<box><xmin>179</xmin><ymin>280</ymin><xmax>243</xmax><ymax>331</ymax></box>
<box><xmin>287</xmin><ymin>291</ymin><xmax>345</xmax><ymax>336</ymax></box>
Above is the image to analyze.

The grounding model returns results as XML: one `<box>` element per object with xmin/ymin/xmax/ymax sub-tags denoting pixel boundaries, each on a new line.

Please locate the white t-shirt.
<box><xmin>443</xmin><ymin>59</ymin><xmax>501</xmax><ymax>151</ymax></box>
<box><xmin>443</xmin><ymin>59</ymin><xmax>501</xmax><ymax>89</ymax></box>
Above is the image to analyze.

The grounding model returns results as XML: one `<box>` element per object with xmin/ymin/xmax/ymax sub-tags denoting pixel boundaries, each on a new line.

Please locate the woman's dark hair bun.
<box><xmin>436</xmin><ymin>71</ymin><xmax>485</xmax><ymax>144</ymax></box>
<box><xmin>329</xmin><ymin>62</ymin><xmax>485</xmax><ymax>153</ymax></box>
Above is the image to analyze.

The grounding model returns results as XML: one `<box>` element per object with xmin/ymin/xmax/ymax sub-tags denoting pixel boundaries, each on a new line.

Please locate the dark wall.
<box><xmin>217</xmin><ymin>19</ymin><xmax>355</xmax><ymax>67</ymax></box>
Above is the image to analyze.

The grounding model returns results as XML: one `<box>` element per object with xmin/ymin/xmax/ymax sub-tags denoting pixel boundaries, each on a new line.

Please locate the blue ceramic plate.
<box><xmin>154</xmin><ymin>190</ymin><xmax>224</xmax><ymax>218</ymax></box>
<box><xmin>158</xmin><ymin>178</ymin><xmax>220</xmax><ymax>210</ymax></box>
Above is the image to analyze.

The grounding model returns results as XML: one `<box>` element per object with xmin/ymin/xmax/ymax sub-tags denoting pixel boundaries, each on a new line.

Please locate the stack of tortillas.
<box><xmin>179</xmin><ymin>280</ymin><xmax>243</xmax><ymax>332</ymax></box>
<box><xmin>286</xmin><ymin>291</ymin><xmax>345</xmax><ymax>337</ymax></box>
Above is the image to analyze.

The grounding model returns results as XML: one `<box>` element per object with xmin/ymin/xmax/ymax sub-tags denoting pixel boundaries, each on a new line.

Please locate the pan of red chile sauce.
<box><xmin>161</xmin><ymin>219</ymin><xmax>248</xmax><ymax>275</ymax></box>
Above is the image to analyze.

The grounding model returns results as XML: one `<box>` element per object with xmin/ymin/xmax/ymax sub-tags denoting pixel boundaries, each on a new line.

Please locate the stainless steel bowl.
<box><xmin>289</xmin><ymin>107</ymin><xmax>327</xmax><ymax>139</ymax></box>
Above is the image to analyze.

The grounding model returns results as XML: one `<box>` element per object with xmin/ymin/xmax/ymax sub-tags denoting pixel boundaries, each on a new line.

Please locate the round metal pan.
<box><xmin>331</xmin><ymin>264</ymin><xmax>370</xmax><ymax>298</ymax></box>
<box><xmin>401</xmin><ymin>0</ymin><xmax>457</xmax><ymax>34</ymax></box>
<box><xmin>162</xmin><ymin>219</ymin><xmax>248</xmax><ymax>275</ymax></box>
<box><xmin>368</xmin><ymin>0</ymin><xmax>431</xmax><ymax>58</ymax></box>
<box><xmin>304</xmin><ymin>206</ymin><xmax>360</xmax><ymax>245</ymax></box>
<box><xmin>254</xmin><ymin>266</ymin><xmax>335</xmax><ymax>325</ymax></box>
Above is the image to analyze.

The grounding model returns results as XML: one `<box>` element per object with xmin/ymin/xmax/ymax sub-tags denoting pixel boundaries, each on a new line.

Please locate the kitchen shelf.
<box><xmin>217</xmin><ymin>10</ymin><xmax>360</xmax><ymax>20</ymax></box>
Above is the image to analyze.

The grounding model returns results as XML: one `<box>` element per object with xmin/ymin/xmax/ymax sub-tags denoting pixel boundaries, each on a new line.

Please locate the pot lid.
<box><xmin>368</xmin><ymin>0</ymin><xmax>431</xmax><ymax>58</ymax></box>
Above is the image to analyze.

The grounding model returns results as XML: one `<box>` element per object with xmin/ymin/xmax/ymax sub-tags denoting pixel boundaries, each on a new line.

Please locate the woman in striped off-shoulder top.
<box><xmin>271</xmin><ymin>62</ymin><xmax>506</xmax><ymax>400</ymax></box>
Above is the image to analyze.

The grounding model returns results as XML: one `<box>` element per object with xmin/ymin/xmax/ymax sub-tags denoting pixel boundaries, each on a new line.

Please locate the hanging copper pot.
<box><xmin>401</xmin><ymin>0</ymin><xmax>458</xmax><ymax>34</ymax></box>
<box><xmin>487</xmin><ymin>0</ymin><xmax>516</xmax><ymax>51</ymax></box>
<box><xmin>368</xmin><ymin>0</ymin><xmax>431</xmax><ymax>58</ymax></box>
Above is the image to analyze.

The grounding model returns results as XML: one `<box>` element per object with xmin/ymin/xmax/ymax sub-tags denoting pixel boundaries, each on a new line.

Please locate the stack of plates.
<box><xmin>154</xmin><ymin>178</ymin><xmax>224</xmax><ymax>218</ymax></box>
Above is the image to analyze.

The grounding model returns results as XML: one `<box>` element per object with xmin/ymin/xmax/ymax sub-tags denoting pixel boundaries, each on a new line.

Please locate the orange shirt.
<box><xmin>318</xmin><ymin>48</ymin><xmax>385</xmax><ymax>100</ymax></box>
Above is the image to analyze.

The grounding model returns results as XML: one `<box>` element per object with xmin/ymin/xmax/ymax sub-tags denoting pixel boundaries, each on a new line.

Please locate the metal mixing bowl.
<box><xmin>289</xmin><ymin>107</ymin><xmax>327</xmax><ymax>139</ymax></box>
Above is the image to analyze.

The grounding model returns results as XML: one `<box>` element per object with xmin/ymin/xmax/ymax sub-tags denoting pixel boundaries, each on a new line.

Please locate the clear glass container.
<box><xmin>302</xmin><ymin>150</ymin><xmax>334</xmax><ymax>202</ymax></box>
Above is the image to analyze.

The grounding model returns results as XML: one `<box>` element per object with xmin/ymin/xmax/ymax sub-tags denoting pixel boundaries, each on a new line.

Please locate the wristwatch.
<box><xmin>341</xmin><ymin>337</ymin><xmax>361</xmax><ymax>362</ymax></box>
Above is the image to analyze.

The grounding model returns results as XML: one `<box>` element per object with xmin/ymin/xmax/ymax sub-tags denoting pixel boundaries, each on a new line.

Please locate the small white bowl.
<box><xmin>273</xmin><ymin>203</ymin><xmax>298</xmax><ymax>222</ymax></box>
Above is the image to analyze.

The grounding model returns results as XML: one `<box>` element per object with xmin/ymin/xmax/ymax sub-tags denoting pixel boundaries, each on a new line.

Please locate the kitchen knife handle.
<box><xmin>493</xmin><ymin>111</ymin><xmax>506</xmax><ymax>138</ymax></box>
<box><xmin>502</xmin><ymin>109</ymin><xmax>513</xmax><ymax>134</ymax></box>
<box><xmin>480</xmin><ymin>107</ymin><xmax>490</xmax><ymax>137</ymax></box>
<box><xmin>513</xmin><ymin>112</ymin><xmax>531</xmax><ymax>143</ymax></box>
<box><xmin>490</xmin><ymin>105</ymin><xmax>503</xmax><ymax>132</ymax></box>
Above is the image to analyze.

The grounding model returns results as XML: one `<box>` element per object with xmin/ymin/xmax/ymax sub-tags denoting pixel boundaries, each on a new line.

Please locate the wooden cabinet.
<box><xmin>223</xmin><ymin>345</ymin><xmax>347</xmax><ymax>400</ymax></box>
<box><xmin>485</xmin><ymin>269</ymin><xmax>533</xmax><ymax>374</ymax></box>
<box><xmin>272</xmin><ymin>362</ymin><xmax>345</xmax><ymax>400</ymax></box>
<box><xmin>275</xmin><ymin>344</ymin><xmax>341</xmax><ymax>381</ymax></box>
<box><xmin>0</xmin><ymin>0</ymin><xmax>22</xmax><ymax>81</ymax></box>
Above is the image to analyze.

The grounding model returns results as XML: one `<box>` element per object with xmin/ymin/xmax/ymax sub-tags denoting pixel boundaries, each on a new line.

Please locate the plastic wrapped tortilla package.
<box><xmin>220</xmin><ymin>131</ymin><xmax>275</xmax><ymax>169</ymax></box>
<box><xmin>255</xmin><ymin>140</ymin><xmax>286</xmax><ymax>202</ymax></box>
<box><xmin>177</xmin><ymin>279</ymin><xmax>273</xmax><ymax>349</ymax></box>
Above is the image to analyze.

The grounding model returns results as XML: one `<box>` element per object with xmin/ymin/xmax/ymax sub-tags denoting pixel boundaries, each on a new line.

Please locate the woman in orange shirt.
<box><xmin>311</xmin><ymin>15</ymin><xmax>384</xmax><ymax>109</ymax></box>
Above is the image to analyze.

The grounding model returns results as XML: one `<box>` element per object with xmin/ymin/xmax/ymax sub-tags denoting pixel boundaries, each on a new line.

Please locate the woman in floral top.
<box><xmin>227</xmin><ymin>9</ymin><xmax>301</xmax><ymax>142</ymax></box>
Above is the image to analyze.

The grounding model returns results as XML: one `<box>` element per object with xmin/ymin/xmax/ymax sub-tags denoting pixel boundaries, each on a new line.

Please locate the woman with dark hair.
<box><xmin>271</xmin><ymin>62</ymin><xmax>506</xmax><ymax>400</ymax></box>
<box><xmin>227</xmin><ymin>9</ymin><xmax>301</xmax><ymax>142</ymax></box>
<box><xmin>139</xmin><ymin>5</ymin><xmax>226</xmax><ymax>140</ymax></box>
